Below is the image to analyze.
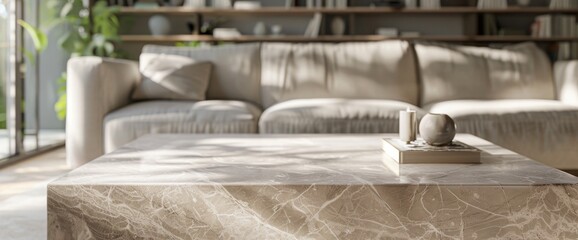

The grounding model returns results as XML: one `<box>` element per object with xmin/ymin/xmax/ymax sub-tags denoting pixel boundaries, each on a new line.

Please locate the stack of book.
<box><xmin>212</xmin><ymin>28</ymin><xmax>242</xmax><ymax>38</ymax></box>
<box><xmin>381</xmin><ymin>138</ymin><xmax>481</xmax><ymax>164</ymax></box>
<box><xmin>477</xmin><ymin>0</ymin><xmax>507</xmax><ymax>9</ymax></box>
<box><xmin>550</xmin><ymin>0</ymin><xmax>578</xmax><ymax>9</ymax></box>
<box><xmin>531</xmin><ymin>15</ymin><xmax>577</xmax><ymax>37</ymax></box>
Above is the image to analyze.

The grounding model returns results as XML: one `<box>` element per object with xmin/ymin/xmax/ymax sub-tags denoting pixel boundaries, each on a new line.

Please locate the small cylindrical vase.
<box><xmin>399</xmin><ymin>108</ymin><xmax>417</xmax><ymax>143</ymax></box>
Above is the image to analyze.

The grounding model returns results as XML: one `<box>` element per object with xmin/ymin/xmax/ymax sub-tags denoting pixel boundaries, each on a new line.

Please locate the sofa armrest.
<box><xmin>66</xmin><ymin>56</ymin><xmax>140</xmax><ymax>168</ymax></box>
<box><xmin>554</xmin><ymin>60</ymin><xmax>578</xmax><ymax>106</ymax></box>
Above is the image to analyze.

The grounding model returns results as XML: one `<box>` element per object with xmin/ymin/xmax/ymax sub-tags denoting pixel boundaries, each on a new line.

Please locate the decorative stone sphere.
<box><xmin>419</xmin><ymin>113</ymin><xmax>456</xmax><ymax>146</ymax></box>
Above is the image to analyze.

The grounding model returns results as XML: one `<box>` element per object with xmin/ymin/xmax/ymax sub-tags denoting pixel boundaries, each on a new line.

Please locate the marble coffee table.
<box><xmin>48</xmin><ymin>134</ymin><xmax>578</xmax><ymax>239</ymax></box>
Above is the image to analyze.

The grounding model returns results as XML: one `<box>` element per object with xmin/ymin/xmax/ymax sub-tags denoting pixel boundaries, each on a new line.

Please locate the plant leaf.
<box><xmin>55</xmin><ymin>94</ymin><xmax>67</xmax><ymax>120</ymax></box>
<box><xmin>17</xmin><ymin>19</ymin><xmax>48</xmax><ymax>52</ymax></box>
<box><xmin>60</xmin><ymin>2</ymin><xmax>73</xmax><ymax>18</ymax></box>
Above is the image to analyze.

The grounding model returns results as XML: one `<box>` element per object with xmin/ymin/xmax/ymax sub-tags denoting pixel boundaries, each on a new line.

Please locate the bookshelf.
<box><xmin>117</xmin><ymin>7</ymin><xmax>578</xmax><ymax>15</ymax></box>
<box><xmin>120</xmin><ymin>34</ymin><xmax>578</xmax><ymax>43</ymax></box>
<box><xmin>101</xmin><ymin>0</ymin><xmax>578</xmax><ymax>59</ymax></box>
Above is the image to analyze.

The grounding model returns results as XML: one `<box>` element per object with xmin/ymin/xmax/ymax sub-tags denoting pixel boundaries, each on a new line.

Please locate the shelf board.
<box><xmin>117</xmin><ymin>7</ymin><xmax>578</xmax><ymax>15</ymax></box>
<box><xmin>120</xmin><ymin>35</ymin><xmax>578</xmax><ymax>43</ymax></box>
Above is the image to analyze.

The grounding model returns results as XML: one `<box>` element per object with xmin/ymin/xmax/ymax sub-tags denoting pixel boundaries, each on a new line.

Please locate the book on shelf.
<box><xmin>212</xmin><ymin>0</ymin><xmax>232</xmax><ymax>8</ymax></box>
<box><xmin>233</xmin><ymin>1</ymin><xmax>261</xmax><ymax>10</ymax></box>
<box><xmin>335</xmin><ymin>0</ymin><xmax>347</xmax><ymax>8</ymax></box>
<box><xmin>306</xmin><ymin>0</ymin><xmax>323</xmax><ymax>8</ymax></box>
<box><xmin>381</xmin><ymin>138</ymin><xmax>482</xmax><ymax>164</ymax></box>
<box><xmin>376</xmin><ymin>28</ymin><xmax>399</xmax><ymax>37</ymax></box>
<box><xmin>212</xmin><ymin>28</ymin><xmax>241</xmax><ymax>38</ymax></box>
<box><xmin>185</xmin><ymin>0</ymin><xmax>205</xmax><ymax>7</ymax></box>
<box><xmin>420</xmin><ymin>0</ymin><xmax>440</xmax><ymax>9</ymax></box>
<box><xmin>304</xmin><ymin>13</ymin><xmax>323</xmax><ymax>37</ymax></box>
<box><xmin>550</xmin><ymin>0</ymin><xmax>578</xmax><ymax>9</ymax></box>
<box><xmin>532</xmin><ymin>14</ymin><xmax>577</xmax><ymax>38</ymax></box>
<box><xmin>557</xmin><ymin>42</ymin><xmax>578</xmax><ymax>60</ymax></box>
<box><xmin>477</xmin><ymin>0</ymin><xmax>507</xmax><ymax>9</ymax></box>
<box><xmin>483</xmin><ymin>14</ymin><xmax>499</xmax><ymax>35</ymax></box>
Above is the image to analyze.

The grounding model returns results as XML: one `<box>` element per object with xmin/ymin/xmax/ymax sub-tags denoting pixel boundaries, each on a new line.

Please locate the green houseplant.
<box><xmin>50</xmin><ymin>0</ymin><xmax>122</xmax><ymax>120</ymax></box>
<box><xmin>18</xmin><ymin>19</ymin><xmax>48</xmax><ymax>141</ymax></box>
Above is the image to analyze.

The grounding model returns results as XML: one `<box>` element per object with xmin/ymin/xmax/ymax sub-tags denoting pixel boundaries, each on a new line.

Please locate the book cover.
<box><xmin>382</xmin><ymin>138</ymin><xmax>481</xmax><ymax>164</ymax></box>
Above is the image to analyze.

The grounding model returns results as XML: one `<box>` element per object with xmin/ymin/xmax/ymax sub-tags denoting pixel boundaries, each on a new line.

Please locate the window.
<box><xmin>0</xmin><ymin>0</ymin><xmax>65</xmax><ymax>165</ymax></box>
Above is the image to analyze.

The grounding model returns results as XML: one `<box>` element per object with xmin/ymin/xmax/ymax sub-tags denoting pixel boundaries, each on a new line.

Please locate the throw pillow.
<box><xmin>132</xmin><ymin>53</ymin><xmax>212</xmax><ymax>101</ymax></box>
<box><xmin>414</xmin><ymin>42</ymin><xmax>555</xmax><ymax>106</ymax></box>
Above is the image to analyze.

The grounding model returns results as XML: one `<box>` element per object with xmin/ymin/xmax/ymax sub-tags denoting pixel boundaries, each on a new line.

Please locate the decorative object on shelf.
<box><xmin>233</xmin><ymin>1</ymin><xmax>261</xmax><ymax>9</ymax></box>
<box><xmin>477</xmin><ymin>0</ymin><xmax>507</xmax><ymax>9</ymax></box>
<box><xmin>186</xmin><ymin>21</ymin><xmax>195</xmax><ymax>33</ymax></box>
<box><xmin>550</xmin><ymin>0</ymin><xmax>578</xmax><ymax>9</ymax></box>
<box><xmin>157</xmin><ymin>0</ymin><xmax>185</xmax><ymax>6</ymax></box>
<box><xmin>420</xmin><ymin>0</ymin><xmax>441</xmax><ymax>9</ymax></box>
<box><xmin>315</xmin><ymin>0</ymin><xmax>323</xmax><ymax>8</ymax></box>
<box><xmin>285</xmin><ymin>0</ymin><xmax>295</xmax><ymax>8</ymax></box>
<box><xmin>306</xmin><ymin>0</ymin><xmax>314</xmax><ymax>8</ymax></box>
<box><xmin>404</xmin><ymin>0</ymin><xmax>417</xmax><ymax>8</ymax></box>
<box><xmin>212</xmin><ymin>0</ymin><xmax>232</xmax><ymax>8</ymax></box>
<box><xmin>419</xmin><ymin>113</ymin><xmax>456</xmax><ymax>146</ymax></box>
<box><xmin>200</xmin><ymin>18</ymin><xmax>227</xmax><ymax>35</ymax></box>
<box><xmin>376</xmin><ymin>27</ymin><xmax>398</xmax><ymax>37</ymax></box>
<box><xmin>330</xmin><ymin>17</ymin><xmax>346</xmax><ymax>36</ymax></box>
<box><xmin>213</xmin><ymin>28</ymin><xmax>242</xmax><ymax>38</ymax></box>
<box><xmin>271</xmin><ymin>25</ymin><xmax>283</xmax><ymax>36</ymax></box>
<box><xmin>148</xmin><ymin>15</ymin><xmax>171</xmax><ymax>35</ymax></box>
<box><xmin>185</xmin><ymin>0</ymin><xmax>205</xmax><ymax>7</ymax></box>
<box><xmin>253</xmin><ymin>22</ymin><xmax>267</xmax><ymax>36</ymax></box>
<box><xmin>399</xmin><ymin>107</ymin><xmax>417</xmax><ymax>144</ymax></box>
<box><xmin>516</xmin><ymin>0</ymin><xmax>531</xmax><ymax>7</ymax></box>
<box><xmin>370</xmin><ymin>0</ymin><xmax>404</xmax><ymax>8</ymax></box>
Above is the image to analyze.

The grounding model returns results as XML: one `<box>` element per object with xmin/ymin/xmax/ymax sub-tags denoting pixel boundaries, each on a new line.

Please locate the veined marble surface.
<box><xmin>48</xmin><ymin>134</ymin><xmax>578</xmax><ymax>239</ymax></box>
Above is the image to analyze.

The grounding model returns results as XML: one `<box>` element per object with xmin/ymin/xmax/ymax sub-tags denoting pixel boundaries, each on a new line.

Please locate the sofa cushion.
<box><xmin>142</xmin><ymin>44</ymin><xmax>262</xmax><ymax>107</ymax></box>
<box><xmin>424</xmin><ymin>99</ymin><xmax>578</xmax><ymax>169</ymax></box>
<box><xmin>259</xmin><ymin>99</ymin><xmax>424</xmax><ymax>134</ymax></box>
<box><xmin>133</xmin><ymin>53</ymin><xmax>213</xmax><ymax>101</ymax></box>
<box><xmin>415</xmin><ymin>42</ymin><xmax>555</xmax><ymax>106</ymax></box>
<box><xmin>260</xmin><ymin>40</ymin><xmax>418</xmax><ymax>108</ymax></box>
<box><xmin>104</xmin><ymin>100</ymin><xmax>262</xmax><ymax>153</ymax></box>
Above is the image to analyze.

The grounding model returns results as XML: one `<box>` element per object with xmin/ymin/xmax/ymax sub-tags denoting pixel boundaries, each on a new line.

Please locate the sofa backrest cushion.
<box><xmin>414</xmin><ymin>42</ymin><xmax>555</xmax><ymax>106</ymax></box>
<box><xmin>260</xmin><ymin>40</ymin><xmax>419</xmax><ymax>108</ymax></box>
<box><xmin>142</xmin><ymin>44</ymin><xmax>262</xmax><ymax>107</ymax></box>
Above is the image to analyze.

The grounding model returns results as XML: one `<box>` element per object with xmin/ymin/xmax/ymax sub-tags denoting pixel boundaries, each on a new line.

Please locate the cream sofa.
<box><xmin>66</xmin><ymin>41</ymin><xmax>578</xmax><ymax>169</ymax></box>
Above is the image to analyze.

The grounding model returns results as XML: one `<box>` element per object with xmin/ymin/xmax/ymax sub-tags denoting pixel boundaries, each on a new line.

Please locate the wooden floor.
<box><xmin>0</xmin><ymin>148</ymin><xmax>69</xmax><ymax>202</ymax></box>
